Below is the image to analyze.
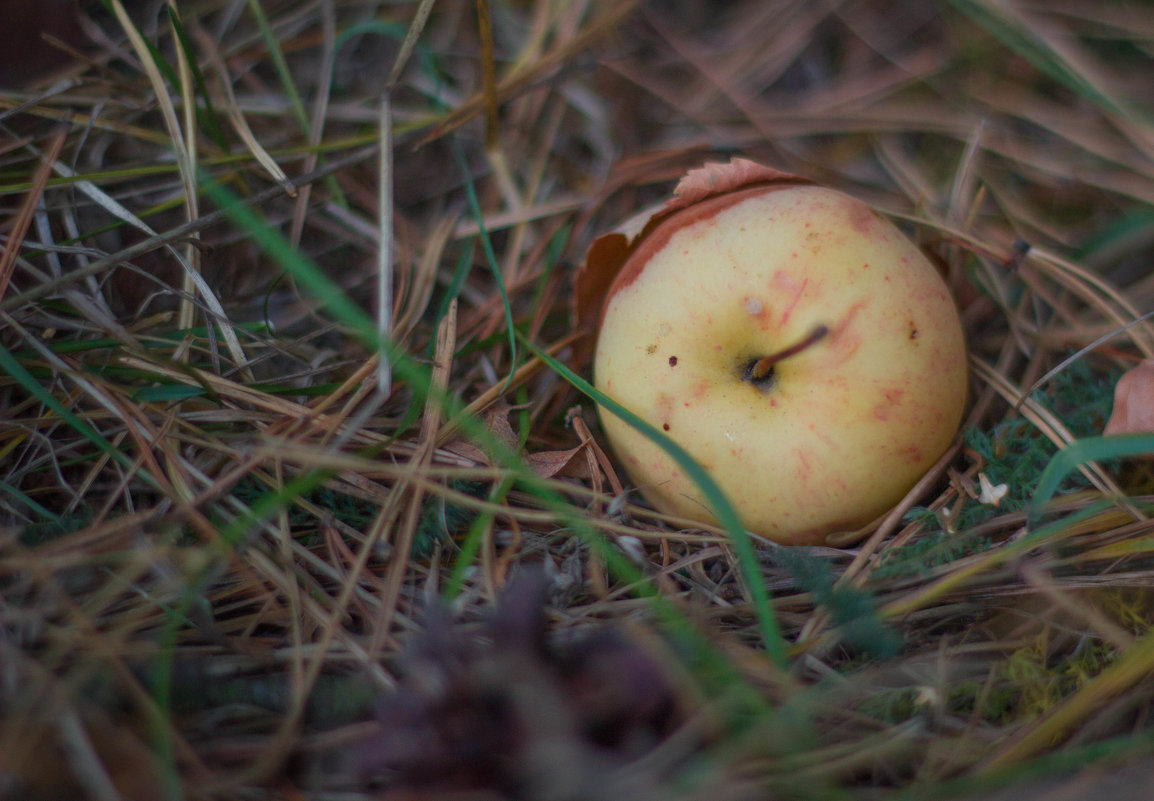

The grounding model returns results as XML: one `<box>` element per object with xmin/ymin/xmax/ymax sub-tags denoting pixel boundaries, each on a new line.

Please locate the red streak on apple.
<box><xmin>655</xmin><ymin>394</ymin><xmax>674</xmax><ymax>420</ymax></box>
<box><xmin>825</xmin><ymin>300</ymin><xmax>867</xmax><ymax>362</ymax></box>
<box><xmin>773</xmin><ymin>271</ymin><xmax>809</xmax><ymax>327</ymax></box>
<box><xmin>895</xmin><ymin>444</ymin><xmax>924</xmax><ymax>464</ymax></box>
<box><xmin>849</xmin><ymin>203</ymin><xmax>877</xmax><ymax>236</ymax></box>
<box><xmin>796</xmin><ymin>451</ymin><xmax>812</xmax><ymax>478</ymax></box>
<box><xmin>872</xmin><ymin>387</ymin><xmax>907</xmax><ymax>421</ymax></box>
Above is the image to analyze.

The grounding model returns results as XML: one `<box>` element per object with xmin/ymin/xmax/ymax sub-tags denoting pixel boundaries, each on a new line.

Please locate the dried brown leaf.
<box><xmin>666</xmin><ymin>157</ymin><xmax>804</xmax><ymax>211</ymax></box>
<box><xmin>572</xmin><ymin>229</ymin><xmax>631</xmax><ymax>335</ymax></box>
<box><xmin>442</xmin><ymin>400</ymin><xmax>521</xmax><ymax>465</ymax></box>
<box><xmin>572</xmin><ymin>157</ymin><xmax>808</xmax><ymax>340</ymax></box>
<box><xmin>443</xmin><ymin>401</ymin><xmax>594</xmax><ymax>478</ymax></box>
<box><xmin>1104</xmin><ymin>359</ymin><xmax>1154</xmax><ymax>435</ymax></box>
<box><xmin>525</xmin><ymin>446</ymin><xmax>593</xmax><ymax>479</ymax></box>
<box><xmin>483</xmin><ymin>399</ymin><xmax>522</xmax><ymax>450</ymax></box>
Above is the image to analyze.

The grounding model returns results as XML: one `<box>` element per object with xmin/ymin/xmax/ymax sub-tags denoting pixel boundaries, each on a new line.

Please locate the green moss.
<box><xmin>873</xmin><ymin>526</ymin><xmax>993</xmax><ymax>580</ymax></box>
<box><xmin>17</xmin><ymin>509</ymin><xmax>94</xmax><ymax>547</ymax></box>
<box><xmin>859</xmin><ymin>634</ymin><xmax>1125</xmax><ymax>730</ymax></box>
<box><xmin>411</xmin><ymin>480</ymin><xmax>487</xmax><ymax>558</ymax></box>
<box><xmin>775</xmin><ymin>549</ymin><xmax>901</xmax><ymax>658</ymax></box>
<box><xmin>230</xmin><ymin>475</ymin><xmax>377</xmax><ymax>546</ymax></box>
<box><xmin>858</xmin><ymin>687</ymin><xmax>921</xmax><ymax>724</ymax></box>
<box><xmin>881</xmin><ymin>356</ymin><xmax>1119</xmax><ymax>579</ymax></box>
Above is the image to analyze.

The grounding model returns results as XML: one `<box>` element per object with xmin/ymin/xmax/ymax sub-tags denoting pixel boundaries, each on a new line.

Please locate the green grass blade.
<box><xmin>201</xmin><ymin>168</ymin><xmax>790</xmax><ymax>678</ymax></box>
<box><xmin>945</xmin><ymin>0</ymin><xmax>1144</xmax><ymax>123</ymax></box>
<box><xmin>0</xmin><ymin>481</ymin><xmax>65</xmax><ymax>528</ymax></box>
<box><xmin>451</xmin><ymin>137</ymin><xmax>518</xmax><ymax>390</ymax></box>
<box><xmin>900</xmin><ymin>725</ymin><xmax>1154</xmax><ymax>800</ymax></box>
<box><xmin>97</xmin><ymin>0</ymin><xmax>180</xmax><ymax>90</ymax></box>
<box><xmin>198</xmin><ymin>172</ymin><xmax>790</xmax><ymax>741</ymax></box>
<box><xmin>1076</xmin><ymin>208</ymin><xmax>1154</xmax><ymax>261</ymax></box>
<box><xmin>518</xmin><ymin>334</ymin><xmax>789</xmax><ymax>668</ymax></box>
<box><xmin>445</xmin><ymin>475</ymin><xmax>516</xmax><ymax>599</ymax></box>
<box><xmin>198</xmin><ymin>172</ymin><xmax>375</xmax><ymax>342</ymax></box>
<box><xmin>166</xmin><ymin>5</ymin><xmax>230</xmax><ymax>151</ymax></box>
<box><xmin>200</xmin><ymin>162</ymin><xmax>793</xmax><ymax>664</ymax></box>
<box><xmin>427</xmin><ymin>242</ymin><xmax>475</xmax><ymax>358</ymax></box>
<box><xmin>1029</xmin><ymin>433</ymin><xmax>1154</xmax><ymax>522</ymax></box>
<box><xmin>245</xmin><ymin>0</ymin><xmax>310</xmax><ymax>135</ymax></box>
<box><xmin>0</xmin><ymin>342</ymin><xmax>154</xmax><ymax>486</ymax></box>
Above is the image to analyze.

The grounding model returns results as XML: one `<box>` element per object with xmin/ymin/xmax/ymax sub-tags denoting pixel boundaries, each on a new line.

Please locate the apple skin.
<box><xmin>593</xmin><ymin>183</ymin><xmax>968</xmax><ymax>545</ymax></box>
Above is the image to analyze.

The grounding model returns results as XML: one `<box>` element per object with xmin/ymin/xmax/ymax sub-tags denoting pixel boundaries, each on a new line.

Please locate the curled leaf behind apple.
<box><xmin>583</xmin><ymin>159</ymin><xmax>968</xmax><ymax>546</ymax></box>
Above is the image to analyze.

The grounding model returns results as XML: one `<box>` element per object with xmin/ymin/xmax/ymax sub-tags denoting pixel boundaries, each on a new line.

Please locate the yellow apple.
<box><xmin>591</xmin><ymin>162</ymin><xmax>968</xmax><ymax>545</ymax></box>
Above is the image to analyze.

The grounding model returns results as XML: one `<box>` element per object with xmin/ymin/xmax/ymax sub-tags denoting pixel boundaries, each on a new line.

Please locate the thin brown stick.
<box><xmin>746</xmin><ymin>324</ymin><xmax>829</xmax><ymax>381</ymax></box>
<box><xmin>0</xmin><ymin>128</ymin><xmax>66</xmax><ymax>302</ymax></box>
<box><xmin>476</xmin><ymin>0</ymin><xmax>499</xmax><ymax>150</ymax></box>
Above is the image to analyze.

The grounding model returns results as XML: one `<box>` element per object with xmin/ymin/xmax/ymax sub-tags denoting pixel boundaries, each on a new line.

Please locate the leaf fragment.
<box><xmin>1104</xmin><ymin>359</ymin><xmax>1154</xmax><ymax>436</ymax></box>
<box><xmin>572</xmin><ymin>158</ymin><xmax>808</xmax><ymax>343</ymax></box>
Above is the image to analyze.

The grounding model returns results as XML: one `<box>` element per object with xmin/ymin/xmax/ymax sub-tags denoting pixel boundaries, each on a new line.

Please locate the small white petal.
<box><xmin>978</xmin><ymin>473</ymin><xmax>1008</xmax><ymax>507</ymax></box>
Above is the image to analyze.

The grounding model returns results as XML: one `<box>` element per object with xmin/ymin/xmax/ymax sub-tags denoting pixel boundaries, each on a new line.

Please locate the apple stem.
<box><xmin>747</xmin><ymin>324</ymin><xmax>830</xmax><ymax>381</ymax></box>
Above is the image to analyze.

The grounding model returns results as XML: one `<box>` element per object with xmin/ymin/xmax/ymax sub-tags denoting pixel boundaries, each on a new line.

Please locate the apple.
<box><xmin>589</xmin><ymin>159</ymin><xmax>968</xmax><ymax>545</ymax></box>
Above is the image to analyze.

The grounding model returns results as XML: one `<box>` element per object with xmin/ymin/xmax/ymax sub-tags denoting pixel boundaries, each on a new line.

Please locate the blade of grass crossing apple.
<box><xmin>518</xmin><ymin>335</ymin><xmax>789</xmax><ymax>669</ymax></box>
<box><xmin>200</xmin><ymin>171</ymin><xmax>793</xmax><ymax>701</ymax></box>
<box><xmin>1029</xmin><ymin>433</ymin><xmax>1154</xmax><ymax>524</ymax></box>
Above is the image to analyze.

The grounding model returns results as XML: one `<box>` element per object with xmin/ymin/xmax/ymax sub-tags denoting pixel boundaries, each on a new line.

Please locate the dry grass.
<box><xmin>2</xmin><ymin>0</ymin><xmax>1154</xmax><ymax>798</ymax></box>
